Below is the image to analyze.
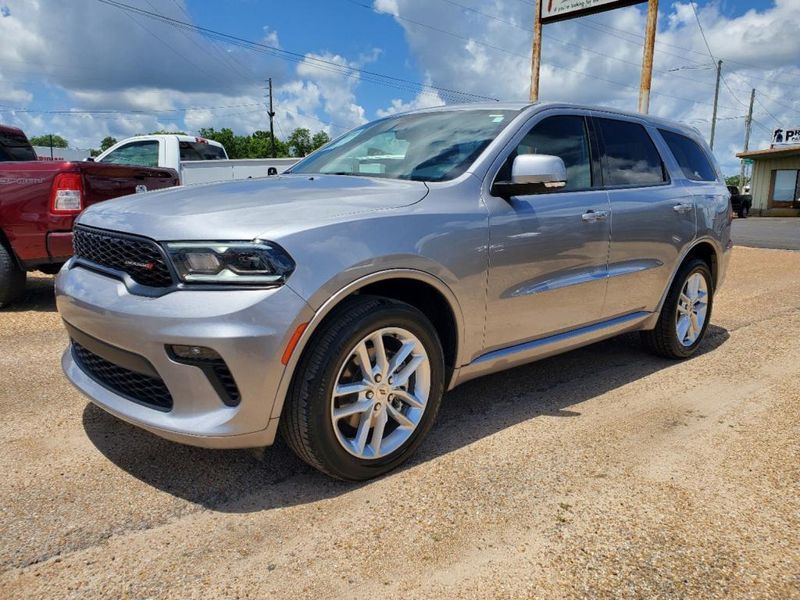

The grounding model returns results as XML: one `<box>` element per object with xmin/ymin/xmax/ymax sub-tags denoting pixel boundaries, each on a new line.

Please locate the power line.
<box><xmin>94</xmin><ymin>0</ymin><xmax>499</xmax><ymax>102</ymax></box>
<box><xmin>352</xmin><ymin>0</ymin><xmax>743</xmax><ymax>113</ymax></box>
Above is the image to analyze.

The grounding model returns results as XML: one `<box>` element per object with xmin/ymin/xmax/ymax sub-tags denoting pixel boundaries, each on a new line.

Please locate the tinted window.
<box><xmin>660</xmin><ymin>129</ymin><xmax>716</xmax><ymax>181</ymax></box>
<box><xmin>179</xmin><ymin>141</ymin><xmax>227</xmax><ymax>161</ymax></box>
<box><xmin>290</xmin><ymin>109</ymin><xmax>519</xmax><ymax>182</ymax></box>
<box><xmin>100</xmin><ymin>141</ymin><xmax>159</xmax><ymax>167</ymax></box>
<box><xmin>0</xmin><ymin>129</ymin><xmax>37</xmax><ymax>161</ymax></box>
<box><xmin>497</xmin><ymin>115</ymin><xmax>592</xmax><ymax>191</ymax></box>
<box><xmin>596</xmin><ymin>118</ymin><xmax>665</xmax><ymax>186</ymax></box>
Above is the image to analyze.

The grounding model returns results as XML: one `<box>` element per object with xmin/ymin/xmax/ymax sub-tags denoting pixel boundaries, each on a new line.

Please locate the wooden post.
<box><xmin>738</xmin><ymin>88</ymin><xmax>755</xmax><ymax>189</ymax></box>
<box><xmin>709</xmin><ymin>60</ymin><xmax>722</xmax><ymax>149</ymax></box>
<box><xmin>529</xmin><ymin>0</ymin><xmax>542</xmax><ymax>102</ymax></box>
<box><xmin>638</xmin><ymin>0</ymin><xmax>658</xmax><ymax>114</ymax></box>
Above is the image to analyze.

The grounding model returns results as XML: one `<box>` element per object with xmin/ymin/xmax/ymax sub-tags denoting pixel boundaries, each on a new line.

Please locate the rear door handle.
<box><xmin>673</xmin><ymin>203</ymin><xmax>693</xmax><ymax>214</ymax></box>
<box><xmin>582</xmin><ymin>210</ymin><xmax>609</xmax><ymax>223</ymax></box>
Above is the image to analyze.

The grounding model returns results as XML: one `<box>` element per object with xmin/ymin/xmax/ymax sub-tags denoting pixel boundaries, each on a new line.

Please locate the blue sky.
<box><xmin>1</xmin><ymin>0</ymin><xmax>798</xmax><ymax>173</ymax></box>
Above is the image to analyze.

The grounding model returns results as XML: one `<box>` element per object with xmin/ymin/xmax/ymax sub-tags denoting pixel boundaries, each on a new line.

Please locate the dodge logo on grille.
<box><xmin>124</xmin><ymin>260</ymin><xmax>156</xmax><ymax>271</ymax></box>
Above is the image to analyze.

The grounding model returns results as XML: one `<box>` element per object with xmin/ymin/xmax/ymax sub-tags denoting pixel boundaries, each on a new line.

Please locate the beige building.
<box><xmin>736</xmin><ymin>145</ymin><xmax>800</xmax><ymax>216</ymax></box>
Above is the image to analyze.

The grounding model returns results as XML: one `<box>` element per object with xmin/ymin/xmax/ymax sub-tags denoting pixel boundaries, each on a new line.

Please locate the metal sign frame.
<box><xmin>541</xmin><ymin>0</ymin><xmax>646</xmax><ymax>24</ymax></box>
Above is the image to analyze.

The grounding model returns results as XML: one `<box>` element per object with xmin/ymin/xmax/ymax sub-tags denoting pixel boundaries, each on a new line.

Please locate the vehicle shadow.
<box><xmin>82</xmin><ymin>325</ymin><xmax>730</xmax><ymax>514</ymax></box>
<box><xmin>4</xmin><ymin>273</ymin><xmax>57</xmax><ymax>312</ymax></box>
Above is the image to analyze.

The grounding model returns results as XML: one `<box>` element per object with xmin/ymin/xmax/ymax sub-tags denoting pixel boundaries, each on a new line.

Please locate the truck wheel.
<box><xmin>280</xmin><ymin>295</ymin><xmax>445</xmax><ymax>481</ymax></box>
<box><xmin>738</xmin><ymin>205</ymin><xmax>749</xmax><ymax>218</ymax></box>
<box><xmin>641</xmin><ymin>258</ymin><xmax>713</xmax><ymax>359</ymax></box>
<box><xmin>0</xmin><ymin>244</ymin><xmax>26</xmax><ymax>308</ymax></box>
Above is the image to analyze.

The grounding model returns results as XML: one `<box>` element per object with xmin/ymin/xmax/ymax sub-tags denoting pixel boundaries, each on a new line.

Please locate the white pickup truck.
<box><xmin>94</xmin><ymin>134</ymin><xmax>298</xmax><ymax>185</ymax></box>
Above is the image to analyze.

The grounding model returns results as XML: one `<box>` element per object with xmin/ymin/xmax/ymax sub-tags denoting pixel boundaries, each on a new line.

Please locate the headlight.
<box><xmin>165</xmin><ymin>241</ymin><xmax>295</xmax><ymax>286</ymax></box>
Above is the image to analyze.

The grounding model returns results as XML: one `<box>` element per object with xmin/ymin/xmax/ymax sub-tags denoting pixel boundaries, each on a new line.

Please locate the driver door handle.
<box><xmin>582</xmin><ymin>209</ymin><xmax>608</xmax><ymax>223</ymax></box>
<box><xmin>673</xmin><ymin>203</ymin><xmax>693</xmax><ymax>214</ymax></box>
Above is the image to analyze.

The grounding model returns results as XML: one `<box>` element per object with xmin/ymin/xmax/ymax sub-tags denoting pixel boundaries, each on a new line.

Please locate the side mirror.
<box><xmin>267</xmin><ymin>167</ymin><xmax>278</xmax><ymax>176</ymax></box>
<box><xmin>491</xmin><ymin>154</ymin><xmax>567</xmax><ymax>198</ymax></box>
<box><xmin>85</xmin><ymin>157</ymin><xmax>95</xmax><ymax>162</ymax></box>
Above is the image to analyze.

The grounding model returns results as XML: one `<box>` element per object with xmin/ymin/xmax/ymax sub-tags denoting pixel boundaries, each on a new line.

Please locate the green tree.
<box><xmin>29</xmin><ymin>134</ymin><xmax>68</xmax><ymax>148</ymax></box>
<box><xmin>99</xmin><ymin>136</ymin><xmax>117</xmax><ymax>152</ymax></box>
<box><xmin>311</xmin><ymin>131</ymin><xmax>330</xmax><ymax>151</ymax></box>
<box><xmin>287</xmin><ymin>127</ymin><xmax>313</xmax><ymax>157</ymax></box>
<box><xmin>725</xmin><ymin>175</ymin><xmax>749</xmax><ymax>189</ymax></box>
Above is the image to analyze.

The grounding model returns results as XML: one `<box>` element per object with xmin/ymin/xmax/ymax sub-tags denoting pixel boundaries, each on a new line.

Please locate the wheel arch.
<box><xmin>641</xmin><ymin>237</ymin><xmax>721</xmax><ymax>330</ymax></box>
<box><xmin>270</xmin><ymin>269</ymin><xmax>465</xmax><ymax>421</ymax></box>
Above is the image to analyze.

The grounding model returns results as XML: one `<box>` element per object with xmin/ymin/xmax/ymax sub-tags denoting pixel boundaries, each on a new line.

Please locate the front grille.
<box><xmin>72</xmin><ymin>342</ymin><xmax>173</xmax><ymax>411</ymax></box>
<box><xmin>73</xmin><ymin>226</ymin><xmax>174</xmax><ymax>288</ymax></box>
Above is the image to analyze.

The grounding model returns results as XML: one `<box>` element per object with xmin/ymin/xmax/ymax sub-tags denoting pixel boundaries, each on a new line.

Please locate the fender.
<box><xmin>640</xmin><ymin>236</ymin><xmax>726</xmax><ymax>330</ymax></box>
<box><xmin>269</xmin><ymin>268</ymin><xmax>466</xmax><ymax>420</ymax></box>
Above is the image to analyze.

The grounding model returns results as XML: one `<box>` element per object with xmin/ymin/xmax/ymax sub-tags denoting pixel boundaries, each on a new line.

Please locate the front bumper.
<box><xmin>57</xmin><ymin>261</ymin><xmax>313</xmax><ymax>448</ymax></box>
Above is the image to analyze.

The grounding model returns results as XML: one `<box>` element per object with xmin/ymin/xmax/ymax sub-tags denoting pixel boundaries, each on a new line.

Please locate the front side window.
<box><xmin>773</xmin><ymin>170</ymin><xmax>799</xmax><ymax>202</ymax></box>
<box><xmin>596</xmin><ymin>118</ymin><xmax>666</xmax><ymax>187</ymax></box>
<box><xmin>289</xmin><ymin>109</ymin><xmax>519</xmax><ymax>182</ymax></box>
<box><xmin>100</xmin><ymin>141</ymin><xmax>159</xmax><ymax>167</ymax></box>
<box><xmin>496</xmin><ymin>115</ymin><xmax>592</xmax><ymax>191</ymax></box>
<box><xmin>659</xmin><ymin>129</ymin><xmax>717</xmax><ymax>181</ymax></box>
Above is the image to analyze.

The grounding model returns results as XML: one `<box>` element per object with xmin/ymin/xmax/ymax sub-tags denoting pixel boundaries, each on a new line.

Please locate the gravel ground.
<box><xmin>1</xmin><ymin>246</ymin><xmax>798</xmax><ymax>599</ymax></box>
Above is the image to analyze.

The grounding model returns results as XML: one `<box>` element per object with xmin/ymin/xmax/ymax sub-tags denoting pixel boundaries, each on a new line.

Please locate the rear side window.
<box><xmin>100</xmin><ymin>141</ymin><xmax>159</xmax><ymax>167</ymax></box>
<box><xmin>595</xmin><ymin>118</ymin><xmax>666</xmax><ymax>187</ymax></box>
<box><xmin>179</xmin><ymin>142</ymin><xmax>227</xmax><ymax>161</ymax></box>
<box><xmin>659</xmin><ymin>129</ymin><xmax>717</xmax><ymax>181</ymax></box>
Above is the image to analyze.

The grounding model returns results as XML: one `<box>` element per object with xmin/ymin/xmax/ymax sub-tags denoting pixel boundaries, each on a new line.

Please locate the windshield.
<box><xmin>289</xmin><ymin>109</ymin><xmax>519</xmax><ymax>182</ymax></box>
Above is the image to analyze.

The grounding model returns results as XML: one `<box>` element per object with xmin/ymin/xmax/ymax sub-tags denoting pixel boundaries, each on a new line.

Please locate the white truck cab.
<box><xmin>94</xmin><ymin>135</ymin><xmax>297</xmax><ymax>185</ymax></box>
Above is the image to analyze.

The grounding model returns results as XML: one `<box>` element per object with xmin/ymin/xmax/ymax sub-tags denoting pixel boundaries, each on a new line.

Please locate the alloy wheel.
<box><xmin>330</xmin><ymin>327</ymin><xmax>431</xmax><ymax>459</ymax></box>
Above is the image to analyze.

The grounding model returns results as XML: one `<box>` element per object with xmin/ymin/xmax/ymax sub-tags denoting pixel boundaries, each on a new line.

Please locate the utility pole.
<box><xmin>738</xmin><ymin>88</ymin><xmax>755</xmax><ymax>189</ymax></box>
<box><xmin>267</xmin><ymin>78</ymin><xmax>276</xmax><ymax>158</ymax></box>
<box><xmin>709</xmin><ymin>59</ymin><xmax>722</xmax><ymax>149</ymax></box>
<box><xmin>529</xmin><ymin>0</ymin><xmax>542</xmax><ymax>101</ymax></box>
<box><xmin>638</xmin><ymin>0</ymin><xmax>659</xmax><ymax>114</ymax></box>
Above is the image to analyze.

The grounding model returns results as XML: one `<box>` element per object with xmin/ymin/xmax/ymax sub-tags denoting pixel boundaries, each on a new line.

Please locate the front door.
<box><xmin>483</xmin><ymin>113</ymin><xmax>610</xmax><ymax>354</ymax></box>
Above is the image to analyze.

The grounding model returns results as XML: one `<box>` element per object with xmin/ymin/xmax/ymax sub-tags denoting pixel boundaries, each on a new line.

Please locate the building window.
<box><xmin>773</xmin><ymin>169</ymin><xmax>799</xmax><ymax>203</ymax></box>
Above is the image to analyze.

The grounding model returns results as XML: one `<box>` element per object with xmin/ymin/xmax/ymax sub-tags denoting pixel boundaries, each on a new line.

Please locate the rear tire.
<box><xmin>280</xmin><ymin>295</ymin><xmax>445</xmax><ymax>481</ymax></box>
<box><xmin>0</xmin><ymin>244</ymin><xmax>26</xmax><ymax>309</ymax></box>
<box><xmin>641</xmin><ymin>258</ymin><xmax>713</xmax><ymax>359</ymax></box>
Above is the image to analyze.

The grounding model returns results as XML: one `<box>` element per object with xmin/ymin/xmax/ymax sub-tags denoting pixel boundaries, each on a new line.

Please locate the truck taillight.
<box><xmin>50</xmin><ymin>172</ymin><xmax>83</xmax><ymax>215</ymax></box>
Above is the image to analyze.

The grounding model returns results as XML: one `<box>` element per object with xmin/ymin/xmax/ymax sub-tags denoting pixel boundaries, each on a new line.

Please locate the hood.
<box><xmin>77</xmin><ymin>174</ymin><xmax>428</xmax><ymax>241</ymax></box>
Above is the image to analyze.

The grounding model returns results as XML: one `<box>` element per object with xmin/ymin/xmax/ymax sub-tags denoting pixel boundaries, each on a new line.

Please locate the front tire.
<box><xmin>280</xmin><ymin>295</ymin><xmax>445</xmax><ymax>481</ymax></box>
<box><xmin>641</xmin><ymin>258</ymin><xmax>713</xmax><ymax>359</ymax></box>
<box><xmin>0</xmin><ymin>244</ymin><xmax>26</xmax><ymax>309</ymax></box>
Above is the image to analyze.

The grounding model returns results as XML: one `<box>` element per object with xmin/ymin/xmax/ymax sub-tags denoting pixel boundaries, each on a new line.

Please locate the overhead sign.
<box><xmin>771</xmin><ymin>127</ymin><xmax>800</xmax><ymax>147</ymax></box>
<box><xmin>541</xmin><ymin>0</ymin><xmax>645</xmax><ymax>24</ymax></box>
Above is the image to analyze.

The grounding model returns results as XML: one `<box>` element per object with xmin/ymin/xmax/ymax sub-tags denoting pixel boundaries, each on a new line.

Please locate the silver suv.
<box><xmin>57</xmin><ymin>103</ymin><xmax>731</xmax><ymax>480</ymax></box>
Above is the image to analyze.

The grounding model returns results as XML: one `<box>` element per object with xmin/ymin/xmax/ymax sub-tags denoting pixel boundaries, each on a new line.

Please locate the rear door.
<box><xmin>593</xmin><ymin>114</ymin><xmax>697</xmax><ymax>317</ymax></box>
<box><xmin>483</xmin><ymin>111</ymin><xmax>611</xmax><ymax>352</ymax></box>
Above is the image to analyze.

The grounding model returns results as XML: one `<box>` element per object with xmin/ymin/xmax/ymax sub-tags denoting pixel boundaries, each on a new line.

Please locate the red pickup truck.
<box><xmin>0</xmin><ymin>125</ymin><xmax>179</xmax><ymax>307</ymax></box>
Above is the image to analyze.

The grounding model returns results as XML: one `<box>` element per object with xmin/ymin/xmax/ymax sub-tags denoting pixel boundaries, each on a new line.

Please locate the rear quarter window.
<box><xmin>659</xmin><ymin>129</ymin><xmax>718</xmax><ymax>182</ymax></box>
<box><xmin>595</xmin><ymin>118</ymin><xmax>666</xmax><ymax>187</ymax></box>
<box><xmin>0</xmin><ymin>130</ymin><xmax>37</xmax><ymax>161</ymax></box>
<box><xmin>179</xmin><ymin>142</ymin><xmax>227</xmax><ymax>161</ymax></box>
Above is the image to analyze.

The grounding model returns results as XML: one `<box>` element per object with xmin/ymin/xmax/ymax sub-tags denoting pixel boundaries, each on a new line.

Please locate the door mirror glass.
<box><xmin>493</xmin><ymin>154</ymin><xmax>567</xmax><ymax>197</ymax></box>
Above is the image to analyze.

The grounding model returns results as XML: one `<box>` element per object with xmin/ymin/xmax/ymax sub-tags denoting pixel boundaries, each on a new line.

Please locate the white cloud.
<box><xmin>373</xmin><ymin>0</ymin><xmax>800</xmax><ymax>173</ymax></box>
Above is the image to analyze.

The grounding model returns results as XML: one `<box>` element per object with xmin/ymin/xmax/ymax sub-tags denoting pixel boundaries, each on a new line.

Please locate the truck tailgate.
<box><xmin>81</xmin><ymin>163</ymin><xmax>179</xmax><ymax>207</ymax></box>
